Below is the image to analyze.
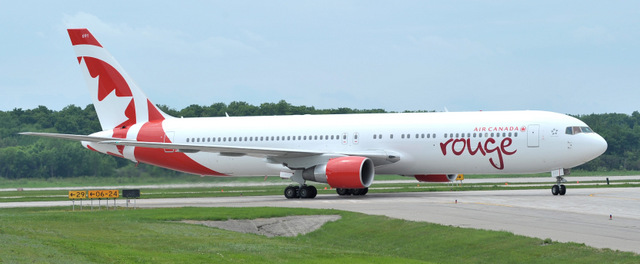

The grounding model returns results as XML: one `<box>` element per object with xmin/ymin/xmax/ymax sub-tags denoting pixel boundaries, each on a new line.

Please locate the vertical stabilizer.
<box><xmin>67</xmin><ymin>28</ymin><xmax>171</xmax><ymax>132</ymax></box>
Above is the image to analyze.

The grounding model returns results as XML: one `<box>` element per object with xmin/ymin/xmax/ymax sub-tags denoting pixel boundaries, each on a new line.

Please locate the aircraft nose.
<box><xmin>591</xmin><ymin>133</ymin><xmax>608</xmax><ymax>157</ymax></box>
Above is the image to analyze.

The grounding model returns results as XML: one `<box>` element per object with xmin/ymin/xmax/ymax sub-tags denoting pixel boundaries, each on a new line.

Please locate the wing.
<box><xmin>19</xmin><ymin>132</ymin><xmax>115</xmax><ymax>142</ymax></box>
<box><xmin>20</xmin><ymin>132</ymin><xmax>401</xmax><ymax>167</ymax></box>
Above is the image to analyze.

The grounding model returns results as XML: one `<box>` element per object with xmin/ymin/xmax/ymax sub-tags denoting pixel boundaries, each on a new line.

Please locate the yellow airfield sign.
<box><xmin>88</xmin><ymin>190</ymin><xmax>119</xmax><ymax>199</ymax></box>
<box><xmin>68</xmin><ymin>191</ymin><xmax>87</xmax><ymax>199</ymax></box>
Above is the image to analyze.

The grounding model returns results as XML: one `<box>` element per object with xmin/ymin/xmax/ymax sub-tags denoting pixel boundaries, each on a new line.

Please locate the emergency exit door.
<box><xmin>527</xmin><ymin>125</ymin><xmax>539</xmax><ymax>147</ymax></box>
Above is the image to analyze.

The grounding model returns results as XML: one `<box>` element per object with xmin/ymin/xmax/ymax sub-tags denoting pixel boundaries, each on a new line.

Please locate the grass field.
<box><xmin>0</xmin><ymin>207</ymin><xmax>638</xmax><ymax>263</ymax></box>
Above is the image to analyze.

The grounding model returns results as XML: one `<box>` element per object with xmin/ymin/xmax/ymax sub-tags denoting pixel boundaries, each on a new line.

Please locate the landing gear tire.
<box><xmin>559</xmin><ymin>184</ymin><xmax>566</xmax><ymax>195</ymax></box>
<box><xmin>336</xmin><ymin>188</ymin><xmax>351</xmax><ymax>196</ymax></box>
<box><xmin>337</xmin><ymin>188</ymin><xmax>368</xmax><ymax>196</ymax></box>
<box><xmin>299</xmin><ymin>185</ymin><xmax>317</xmax><ymax>199</ymax></box>
<box><xmin>552</xmin><ymin>174</ymin><xmax>568</xmax><ymax>196</ymax></box>
<box><xmin>284</xmin><ymin>186</ymin><xmax>299</xmax><ymax>199</ymax></box>
<box><xmin>352</xmin><ymin>188</ymin><xmax>369</xmax><ymax>196</ymax></box>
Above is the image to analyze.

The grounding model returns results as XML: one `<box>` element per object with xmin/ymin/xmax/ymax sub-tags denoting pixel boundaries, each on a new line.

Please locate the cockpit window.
<box><xmin>565</xmin><ymin>126</ymin><xmax>594</xmax><ymax>135</ymax></box>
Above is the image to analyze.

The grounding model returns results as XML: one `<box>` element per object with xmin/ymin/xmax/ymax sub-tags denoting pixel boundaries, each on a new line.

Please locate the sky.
<box><xmin>1</xmin><ymin>1</ymin><xmax>639</xmax><ymax>115</ymax></box>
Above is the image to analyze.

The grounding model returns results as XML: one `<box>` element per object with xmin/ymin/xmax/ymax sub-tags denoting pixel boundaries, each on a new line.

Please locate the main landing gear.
<box><xmin>336</xmin><ymin>188</ymin><xmax>368</xmax><ymax>196</ymax></box>
<box><xmin>284</xmin><ymin>185</ymin><xmax>317</xmax><ymax>199</ymax></box>
<box><xmin>551</xmin><ymin>175</ymin><xmax>567</xmax><ymax>196</ymax></box>
<box><xmin>283</xmin><ymin>186</ymin><xmax>369</xmax><ymax>199</ymax></box>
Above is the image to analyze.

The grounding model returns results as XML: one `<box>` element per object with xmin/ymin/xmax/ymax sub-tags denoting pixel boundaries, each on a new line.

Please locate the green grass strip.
<box><xmin>0</xmin><ymin>207</ymin><xmax>637</xmax><ymax>263</ymax></box>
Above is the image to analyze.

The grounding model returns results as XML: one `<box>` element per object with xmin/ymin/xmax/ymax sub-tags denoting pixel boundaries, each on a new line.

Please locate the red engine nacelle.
<box><xmin>302</xmin><ymin>156</ymin><xmax>374</xmax><ymax>188</ymax></box>
<box><xmin>414</xmin><ymin>174</ymin><xmax>459</xmax><ymax>182</ymax></box>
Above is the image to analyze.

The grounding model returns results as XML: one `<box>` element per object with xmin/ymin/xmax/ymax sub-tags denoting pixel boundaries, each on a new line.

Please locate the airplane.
<box><xmin>22</xmin><ymin>28</ymin><xmax>607</xmax><ymax>198</ymax></box>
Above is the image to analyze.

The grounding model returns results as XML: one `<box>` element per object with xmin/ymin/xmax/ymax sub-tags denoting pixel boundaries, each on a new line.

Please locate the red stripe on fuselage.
<box><xmin>135</xmin><ymin>121</ymin><xmax>226</xmax><ymax>176</ymax></box>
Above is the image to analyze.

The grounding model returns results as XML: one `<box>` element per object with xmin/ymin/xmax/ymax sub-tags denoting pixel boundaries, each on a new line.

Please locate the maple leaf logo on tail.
<box><xmin>67</xmin><ymin>28</ymin><xmax>171</xmax><ymax>136</ymax></box>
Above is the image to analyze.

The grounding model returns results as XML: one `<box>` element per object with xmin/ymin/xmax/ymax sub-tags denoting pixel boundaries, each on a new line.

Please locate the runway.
<box><xmin>3</xmin><ymin>186</ymin><xmax>639</xmax><ymax>253</ymax></box>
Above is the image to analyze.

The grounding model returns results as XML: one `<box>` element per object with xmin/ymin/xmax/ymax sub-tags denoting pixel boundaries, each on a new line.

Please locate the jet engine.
<box><xmin>302</xmin><ymin>156</ymin><xmax>374</xmax><ymax>188</ymax></box>
<box><xmin>414</xmin><ymin>174</ymin><xmax>459</xmax><ymax>182</ymax></box>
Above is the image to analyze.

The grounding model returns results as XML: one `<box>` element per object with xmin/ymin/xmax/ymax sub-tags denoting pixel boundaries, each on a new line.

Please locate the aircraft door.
<box><xmin>527</xmin><ymin>125</ymin><xmax>539</xmax><ymax>147</ymax></box>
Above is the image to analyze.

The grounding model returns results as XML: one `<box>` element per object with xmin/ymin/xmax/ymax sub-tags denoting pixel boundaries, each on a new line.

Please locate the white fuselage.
<box><xmin>87</xmin><ymin>110</ymin><xmax>607</xmax><ymax>177</ymax></box>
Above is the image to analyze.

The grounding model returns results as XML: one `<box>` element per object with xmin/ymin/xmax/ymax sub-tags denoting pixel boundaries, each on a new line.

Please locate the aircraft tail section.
<box><xmin>67</xmin><ymin>28</ymin><xmax>171</xmax><ymax>133</ymax></box>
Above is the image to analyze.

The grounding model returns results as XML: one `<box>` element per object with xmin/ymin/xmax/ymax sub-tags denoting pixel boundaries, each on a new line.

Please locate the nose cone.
<box><xmin>590</xmin><ymin>133</ymin><xmax>608</xmax><ymax>159</ymax></box>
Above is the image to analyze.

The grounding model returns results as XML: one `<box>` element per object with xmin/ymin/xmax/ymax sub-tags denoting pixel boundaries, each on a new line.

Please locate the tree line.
<box><xmin>0</xmin><ymin>100</ymin><xmax>637</xmax><ymax>179</ymax></box>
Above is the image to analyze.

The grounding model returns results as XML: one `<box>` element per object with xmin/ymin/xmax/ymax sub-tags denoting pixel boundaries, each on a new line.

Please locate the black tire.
<box><xmin>308</xmin><ymin>185</ymin><xmax>317</xmax><ymax>198</ymax></box>
<box><xmin>559</xmin><ymin>185</ymin><xmax>566</xmax><ymax>195</ymax></box>
<box><xmin>299</xmin><ymin>186</ymin><xmax>310</xmax><ymax>198</ymax></box>
<box><xmin>336</xmin><ymin>188</ymin><xmax>351</xmax><ymax>196</ymax></box>
<box><xmin>350</xmin><ymin>188</ymin><xmax>369</xmax><ymax>196</ymax></box>
<box><xmin>551</xmin><ymin>185</ymin><xmax>559</xmax><ymax>195</ymax></box>
<box><xmin>284</xmin><ymin>186</ymin><xmax>299</xmax><ymax>199</ymax></box>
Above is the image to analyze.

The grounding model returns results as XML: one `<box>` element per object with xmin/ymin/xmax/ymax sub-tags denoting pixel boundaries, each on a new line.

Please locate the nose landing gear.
<box><xmin>551</xmin><ymin>175</ymin><xmax>567</xmax><ymax>195</ymax></box>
